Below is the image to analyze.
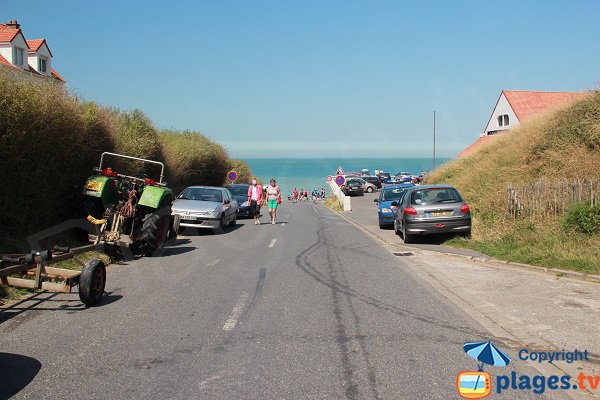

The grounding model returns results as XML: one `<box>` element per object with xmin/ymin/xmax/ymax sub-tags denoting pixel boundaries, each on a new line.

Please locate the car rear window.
<box><xmin>226</xmin><ymin>185</ymin><xmax>249</xmax><ymax>196</ymax></box>
<box><xmin>381</xmin><ymin>187</ymin><xmax>409</xmax><ymax>201</ymax></box>
<box><xmin>178</xmin><ymin>187</ymin><xmax>223</xmax><ymax>202</ymax></box>
<box><xmin>410</xmin><ymin>188</ymin><xmax>462</xmax><ymax>205</ymax></box>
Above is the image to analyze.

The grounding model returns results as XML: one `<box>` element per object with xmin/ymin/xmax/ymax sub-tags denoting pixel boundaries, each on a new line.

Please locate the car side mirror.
<box><xmin>224</xmin><ymin>199</ymin><xmax>230</xmax><ymax>204</ymax></box>
<box><xmin>391</xmin><ymin>201</ymin><xmax>398</xmax><ymax>207</ymax></box>
<box><xmin>374</xmin><ymin>199</ymin><xmax>379</xmax><ymax>203</ymax></box>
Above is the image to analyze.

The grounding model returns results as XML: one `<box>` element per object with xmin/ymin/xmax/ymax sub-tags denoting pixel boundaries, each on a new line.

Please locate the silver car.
<box><xmin>393</xmin><ymin>185</ymin><xmax>471</xmax><ymax>243</ymax></box>
<box><xmin>172</xmin><ymin>186</ymin><xmax>238</xmax><ymax>233</ymax></box>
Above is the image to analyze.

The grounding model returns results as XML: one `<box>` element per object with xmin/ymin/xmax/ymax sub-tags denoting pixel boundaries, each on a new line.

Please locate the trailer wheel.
<box><xmin>140</xmin><ymin>205</ymin><xmax>170</xmax><ymax>256</ymax></box>
<box><xmin>79</xmin><ymin>259</ymin><xmax>106</xmax><ymax>307</ymax></box>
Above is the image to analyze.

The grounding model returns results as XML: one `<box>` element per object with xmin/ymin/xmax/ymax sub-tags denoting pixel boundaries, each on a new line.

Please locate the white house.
<box><xmin>0</xmin><ymin>20</ymin><xmax>65</xmax><ymax>83</ymax></box>
<box><xmin>459</xmin><ymin>90</ymin><xmax>587</xmax><ymax>156</ymax></box>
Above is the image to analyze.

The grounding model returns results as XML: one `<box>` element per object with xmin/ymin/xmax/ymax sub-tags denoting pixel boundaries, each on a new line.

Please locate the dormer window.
<box><xmin>12</xmin><ymin>46</ymin><xmax>25</xmax><ymax>66</ymax></box>
<box><xmin>38</xmin><ymin>57</ymin><xmax>47</xmax><ymax>73</ymax></box>
<box><xmin>497</xmin><ymin>114</ymin><xmax>509</xmax><ymax>127</ymax></box>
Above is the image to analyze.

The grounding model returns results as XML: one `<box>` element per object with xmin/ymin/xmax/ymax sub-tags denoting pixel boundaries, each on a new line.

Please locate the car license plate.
<box><xmin>181</xmin><ymin>215</ymin><xmax>197</xmax><ymax>221</ymax></box>
<box><xmin>86</xmin><ymin>181</ymin><xmax>102</xmax><ymax>191</ymax></box>
<box><xmin>430</xmin><ymin>211</ymin><xmax>452</xmax><ymax>217</ymax></box>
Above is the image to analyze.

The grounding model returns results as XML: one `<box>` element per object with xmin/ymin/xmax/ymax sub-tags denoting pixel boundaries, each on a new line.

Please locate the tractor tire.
<box><xmin>140</xmin><ymin>205</ymin><xmax>170</xmax><ymax>257</ymax></box>
<box><xmin>168</xmin><ymin>215</ymin><xmax>181</xmax><ymax>240</ymax></box>
<box><xmin>79</xmin><ymin>259</ymin><xmax>106</xmax><ymax>307</ymax></box>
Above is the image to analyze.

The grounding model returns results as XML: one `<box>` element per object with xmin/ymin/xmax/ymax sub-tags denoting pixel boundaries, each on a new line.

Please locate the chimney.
<box><xmin>6</xmin><ymin>20</ymin><xmax>20</xmax><ymax>30</ymax></box>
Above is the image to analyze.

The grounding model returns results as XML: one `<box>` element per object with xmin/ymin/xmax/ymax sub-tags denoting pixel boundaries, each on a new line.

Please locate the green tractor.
<box><xmin>82</xmin><ymin>152</ymin><xmax>173</xmax><ymax>257</ymax></box>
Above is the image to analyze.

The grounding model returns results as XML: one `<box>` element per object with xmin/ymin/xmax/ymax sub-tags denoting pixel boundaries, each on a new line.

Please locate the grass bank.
<box><xmin>0</xmin><ymin>71</ymin><xmax>253</xmax><ymax>253</ymax></box>
<box><xmin>427</xmin><ymin>90</ymin><xmax>600</xmax><ymax>273</ymax></box>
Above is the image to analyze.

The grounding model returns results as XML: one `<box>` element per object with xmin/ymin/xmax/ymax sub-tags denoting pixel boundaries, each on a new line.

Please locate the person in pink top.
<box><xmin>247</xmin><ymin>178</ymin><xmax>263</xmax><ymax>225</ymax></box>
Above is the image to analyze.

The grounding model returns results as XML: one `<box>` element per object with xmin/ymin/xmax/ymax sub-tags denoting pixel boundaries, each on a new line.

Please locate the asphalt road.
<box><xmin>1</xmin><ymin>203</ymin><xmax>559</xmax><ymax>399</ymax></box>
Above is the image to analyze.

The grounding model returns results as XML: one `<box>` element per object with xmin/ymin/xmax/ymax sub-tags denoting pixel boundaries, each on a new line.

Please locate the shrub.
<box><xmin>563</xmin><ymin>203</ymin><xmax>600</xmax><ymax>235</ymax></box>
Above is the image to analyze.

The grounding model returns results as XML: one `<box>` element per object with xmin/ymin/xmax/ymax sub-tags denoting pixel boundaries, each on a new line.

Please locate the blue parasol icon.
<box><xmin>463</xmin><ymin>341</ymin><xmax>511</xmax><ymax>395</ymax></box>
<box><xmin>464</xmin><ymin>341</ymin><xmax>511</xmax><ymax>371</ymax></box>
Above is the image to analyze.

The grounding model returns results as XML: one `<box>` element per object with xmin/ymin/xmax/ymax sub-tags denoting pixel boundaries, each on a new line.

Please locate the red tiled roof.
<box><xmin>458</xmin><ymin>135</ymin><xmax>499</xmax><ymax>157</ymax></box>
<box><xmin>0</xmin><ymin>24</ymin><xmax>29</xmax><ymax>47</ymax></box>
<box><xmin>51</xmin><ymin>68</ymin><xmax>66</xmax><ymax>82</ymax></box>
<box><xmin>26</xmin><ymin>38</ymin><xmax>53</xmax><ymax>56</ymax></box>
<box><xmin>503</xmin><ymin>90</ymin><xmax>587</xmax><ymax>123</ymax></box>
<box><xmin>0</xmin><ymin>53</ymin><xmax>11</xmax><ymax>67</ymax></box>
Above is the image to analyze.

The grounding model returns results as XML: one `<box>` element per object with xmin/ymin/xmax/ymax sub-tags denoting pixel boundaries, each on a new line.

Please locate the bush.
<box><xmin>0</xmin><ymin>72</ymin><xmax>252</xmax><ymax>252</ymax></box>
<box><xmin>563</xmin><ymin>203</ymin><xmax>600</xmax><ymax>235</ymax></box>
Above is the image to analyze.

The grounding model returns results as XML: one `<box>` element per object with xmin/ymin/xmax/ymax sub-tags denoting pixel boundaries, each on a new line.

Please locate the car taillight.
<box><xmin>101</xmin><ymin>167</ymin><xmax>117</xmax><ymax>177</ymax></box>
<box><xmin>144</xmin><ymin>178</ymin><xmax>156</xmax><ymax>186</ymax></box>
<box><xmin>460</xmin><ymin>204</ymin><xmax>470</xmax><ymax>213</ymax></box>
<box><xmin>404</xmin><ymin>207</ymin><xmax>417</xmax><ymax>215</ymax></box>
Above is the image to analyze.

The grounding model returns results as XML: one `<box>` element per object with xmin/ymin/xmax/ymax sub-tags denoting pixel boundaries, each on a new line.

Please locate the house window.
<box><xmin>12</xmin><ymin>47</ymin><xmax>25</xmax><ymax>66</ymax></box>
<box><xmin>497</xmin><ymin>114</ymin><xmax>509</xmax><ymax>127</ymax></box>
<box><xmin>38</xmin><ymin>57</ymin><xmax>47</xmax><ymax>73</ymax></box>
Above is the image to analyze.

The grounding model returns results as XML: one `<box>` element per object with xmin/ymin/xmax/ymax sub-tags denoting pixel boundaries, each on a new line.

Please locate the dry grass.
<box><xmin>0</xmin><ymin>72</ymin><xmax>253</xmax><ymax>252</ymax></box>
<box><xmin>427</xmin><ymin>91</ymin><xmax>600</xmax><ymax>272</ymax></box>
<box><xmin>325</xmin><ymin>195</ymin><xmax>343</xmax><ymax>212</ymax></box>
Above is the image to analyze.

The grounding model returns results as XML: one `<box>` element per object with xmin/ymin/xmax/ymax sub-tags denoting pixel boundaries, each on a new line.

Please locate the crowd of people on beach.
<box><xmin>287</xmin><ymin>188</ymin><xmax>326</xmax><ymax>203</ymax></box>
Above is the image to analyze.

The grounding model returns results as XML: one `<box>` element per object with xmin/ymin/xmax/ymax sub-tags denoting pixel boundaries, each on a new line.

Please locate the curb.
<box><xmin>331</xmin><ymin>207</ymin><xmax>600</xmax><ymax>285</ymax></box>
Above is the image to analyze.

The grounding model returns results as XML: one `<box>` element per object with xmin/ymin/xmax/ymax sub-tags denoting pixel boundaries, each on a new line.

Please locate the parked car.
<box><xmin>393</xmin><ymin>185</ymin><xmax>471</xmax><ymax>243</ymax></box>
<box><xmin>354</xmin><ymin>177</ymin><xmax>378</xmax><ymax>193</ymax></box>
<box><xmin>341</xmin><ymin>179</ymin><xmax>364</xmax><ymax>196</ymax></box>
<box><xmin>394</xmin><ymin>172</ymin><xmax>413</xmax><ymax>183</ymax></box>
<box><xmin>374</xmin><ymin>184</ymin><xmax>414</xmax><ymax>228</ymax></box>
<box><xmin>361</xmin><ymin>176</ymin><xmax>382</xmax><ymax>190</ymax></box>
<box><xmin>172</xmin><ymin>186</ymin><xmax>238</xmax><ymax>233</ymax></box>
<box><xmin>225</xmin><ymin>183</ymin><xmax>251</xmax><ymax>216</ymax></box>
<box><xmin>378</xmin><ymin>172</ymin><xmax>391</xmax><ymax>183</ymax></box>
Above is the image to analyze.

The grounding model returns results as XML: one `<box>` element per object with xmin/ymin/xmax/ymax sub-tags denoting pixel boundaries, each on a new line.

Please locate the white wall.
<box><xmin>28</xmin><ymin>42</ymin><xmax>52</xmax><ymax>75</ymax></box>
<box><xmin>8</xmin><ymin>33</ymin><xmax>29</xmax><ymax>70</ymax></box>
<box><xmin>483</xmin><ymin>92</ymin><xmax>520</xmax><ymax>135</ymax></box>
<box><xmin>0</xmin><ymin>43</ymin><xmax>11</xmax><ymax>64</ymax></box>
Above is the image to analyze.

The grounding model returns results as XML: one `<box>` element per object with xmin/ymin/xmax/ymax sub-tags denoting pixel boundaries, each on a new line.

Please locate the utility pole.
<box><xmin>432</xmin><ymin>110</ymin><xmax>436</xmax><ymax>171</ymax></box>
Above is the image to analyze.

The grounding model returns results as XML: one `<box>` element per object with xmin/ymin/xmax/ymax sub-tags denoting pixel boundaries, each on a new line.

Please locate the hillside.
<box><xmin>427</xmin><ymin>90</ymin><xmax>600</xmax><ymax>272</ymax></box>
<box><xmin>0</xmin><ymin>71</ymin><xmax>253</xmax><ymax>252</ymax></box>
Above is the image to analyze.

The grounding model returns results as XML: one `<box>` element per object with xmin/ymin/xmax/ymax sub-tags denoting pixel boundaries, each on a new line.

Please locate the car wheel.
<box><xmin>366</xmin><ymin>187</ymin><xmax>373</xmax><ymax>193</ymax></box>
<box><xmin>394</xmin><ymin>220</ymin><xmax>400</xmax><ymax>235</ymax></box>
<box><xmin>214</xmin><ymin>214</ymin><xmax>225</xmax><ymax>234</ymax></box>
<box><xmin>379</xmin><ymin>220</ymin><xmax>384</xmax><ymax>229</ymax></box>
<box><xmin>229</xmin><ymin>213</ymin><xmax>237</xmax><ymax>227</ymax></box>
<box><xmin>402</xmin><ymin>224</ymin><xmax>414</xmax><ymax>244</ymax></box>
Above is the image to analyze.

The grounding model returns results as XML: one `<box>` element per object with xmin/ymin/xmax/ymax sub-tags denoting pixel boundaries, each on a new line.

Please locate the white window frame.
<box><xmin>497</xmin><ymin>114</ymin><xmax>509</xmax><ymax>127</ymax></box>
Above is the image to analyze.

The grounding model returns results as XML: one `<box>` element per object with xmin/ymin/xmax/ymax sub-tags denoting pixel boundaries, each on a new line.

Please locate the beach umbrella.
<box><xmin>464</xmin><ymin>341</ymin><xmax>511</xmax><ymax>370</ymax></box>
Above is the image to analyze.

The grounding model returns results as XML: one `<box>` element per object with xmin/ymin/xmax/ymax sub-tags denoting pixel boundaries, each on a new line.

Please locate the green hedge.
<box><xmin>563</xmin><ymin>203</ymin><xmax>600</xmax><ymax>235</ymax></box>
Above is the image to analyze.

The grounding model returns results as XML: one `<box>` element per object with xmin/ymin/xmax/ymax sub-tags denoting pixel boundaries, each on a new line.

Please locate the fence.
<box><xmin>507</xmin><ymin>179</ymin><xmax>599</xmax><ymax>219</ymax></box>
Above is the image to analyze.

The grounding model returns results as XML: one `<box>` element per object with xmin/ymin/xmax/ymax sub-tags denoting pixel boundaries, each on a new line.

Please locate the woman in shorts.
<box><xmin>247</xmin><ymin>178</ymin><xmax>263</xmax><ymax>225</ymax></box>
<box><xmin>266</xmin><ymin>178</ymin><xmax>281</xmax><ymax>225</ymax></box>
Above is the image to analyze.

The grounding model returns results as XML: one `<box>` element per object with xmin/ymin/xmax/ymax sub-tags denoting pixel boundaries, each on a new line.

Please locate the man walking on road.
<box><xmin>248</xmin><ymin>178</ymin><xmax>263</xmax><ymax>225</ymax></box>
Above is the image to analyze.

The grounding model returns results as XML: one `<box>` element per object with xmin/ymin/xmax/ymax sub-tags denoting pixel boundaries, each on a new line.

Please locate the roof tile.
<box><xmin>503</xmin><ymin>90</ymin><xmax>588</xmax><ymax>122</ymax></box>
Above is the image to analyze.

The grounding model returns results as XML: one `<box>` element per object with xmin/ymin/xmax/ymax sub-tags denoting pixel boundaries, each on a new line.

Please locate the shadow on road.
<box><xmin>0</xmin><ymin>291</ymin><xmax>122</xmax><ymax>324</ymax></box>
<box><xmin>0</xmin><ymin>352</ymin><xmax>41</xmax><ymax>400</ymax></box>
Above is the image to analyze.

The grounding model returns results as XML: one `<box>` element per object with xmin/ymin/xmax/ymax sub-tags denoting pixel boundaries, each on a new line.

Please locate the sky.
<box><xmin>3</xmin><ymin>1</ymin><xmax>599</xmax><ymax>158</ymax></box>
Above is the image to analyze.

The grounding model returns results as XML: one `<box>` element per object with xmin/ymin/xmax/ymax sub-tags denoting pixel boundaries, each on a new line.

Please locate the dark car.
<box><xmin>362</xmin><ymin>176</ymin><xmax>382</xmax><ymax>189</ymax></box>
<box><xmin>341</xmin><ymin>179</ymin><xmax>364</xmax><ymax>196</ymax></box>
<box><xmin>378</xmin><ymin>172</ymin><xmax>391</xmax><ymax>183</ymax></box>
<box><xmin>393</xmin><ymin>185</ymin><xmax>471</xmax><ymax>243</ymax></box>
<box><xmin>225</xmin><ymin>184</ymin><xmax>251</xmax><ymax>217</ymax></box>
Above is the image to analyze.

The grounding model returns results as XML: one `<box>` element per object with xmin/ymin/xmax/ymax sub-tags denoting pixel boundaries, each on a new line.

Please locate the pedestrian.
<box><xmin>266</xmin><ymin>178</ymin><xmax>281</xmax><ymax>224</ymax></box>
<box><xmin>321</xmin><ymin>188</ymin><xmax>326</xmax><ymax>199</ymax></box>
<box><xmin>247</xmin><ymin>178</ymin><xmax>263</xmax><ymax>225</ymax></box>
<box><xmin>375</xmin><ymin>168</ymin><xmax>380</xmax><ymax>177</ymax></box>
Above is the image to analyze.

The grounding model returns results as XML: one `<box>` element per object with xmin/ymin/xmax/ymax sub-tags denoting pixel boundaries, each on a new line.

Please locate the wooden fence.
<box><xmin>507</xmin><ymin>179</ymin><xmax>599</xmax><ymax>219</ymax></box>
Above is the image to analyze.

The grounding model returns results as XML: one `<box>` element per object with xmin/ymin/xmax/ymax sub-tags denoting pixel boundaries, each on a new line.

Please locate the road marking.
<box><xmin>281</xmin><ymin>223</ymin><xmax>286</xmax><ymax>227</ymax></box>
<box><xmin>207</xmin><ymin>259</ymin><xmax>220</xmax><ymax>266</ymax></box>
<box><xmin>268</xmin><ymin>239</ymin><xmax>277</xmax><ymax>248</ymax></box>
<box><xmin>222</xmin><ymin>292</ymin><xmax>249</xmax><ymax>331</ymax></box>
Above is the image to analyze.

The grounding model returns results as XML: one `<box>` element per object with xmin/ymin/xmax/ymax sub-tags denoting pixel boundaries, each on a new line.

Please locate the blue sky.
<box><xmin>4</xmin><ymin>1</ymin><xmax>599</xmax><ymax>158</ymax></box>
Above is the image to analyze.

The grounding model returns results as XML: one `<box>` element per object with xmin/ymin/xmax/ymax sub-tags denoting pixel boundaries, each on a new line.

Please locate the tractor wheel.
<box><xmin>168</xmin><ymin>215</ymin><xmax>181</xmax><ymax>239</ymax></box>
<box><xmin>79</xmin><ymin>259</ymin><xmax>106</xmax><ymax>307</ymax></box>
<box><xmin>140</xmin><ymin>205</ymin><xmax>170</xmax><ymax>256</ymax></box>
<box><xmin>82</xmin><ymin>197</ymin><xmax>104</xmax><ymax>219</ymax></box>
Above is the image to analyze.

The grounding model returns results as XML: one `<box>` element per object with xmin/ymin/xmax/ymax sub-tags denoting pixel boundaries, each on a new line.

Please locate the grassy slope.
<box><xmin>427</xmin><ymin>90</ymin><xmax>600</xmax><ymax>273</ymax></box>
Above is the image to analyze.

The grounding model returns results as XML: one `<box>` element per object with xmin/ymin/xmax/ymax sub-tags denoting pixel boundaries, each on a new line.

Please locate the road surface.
<box><xmin>1</xmin><ymin>203</ymin><xmax>561</xmax><ymax>399</ymax></box>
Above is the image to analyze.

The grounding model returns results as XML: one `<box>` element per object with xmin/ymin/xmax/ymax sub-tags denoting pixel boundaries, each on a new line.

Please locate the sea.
<box><xmin>243</xmin><ymin>158</ymin><xmax>451</xmax><ymax>194</ymax></box>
